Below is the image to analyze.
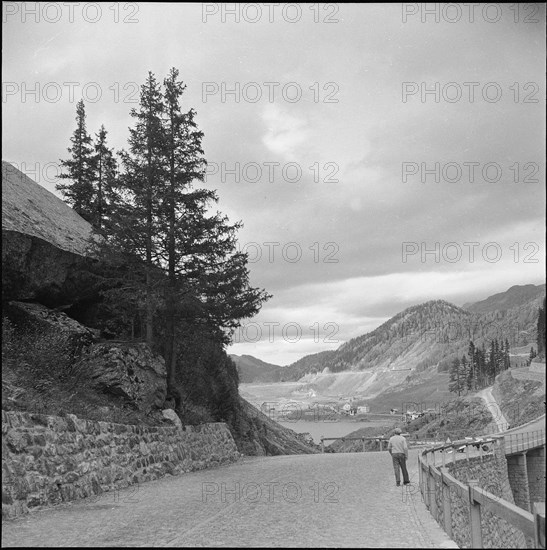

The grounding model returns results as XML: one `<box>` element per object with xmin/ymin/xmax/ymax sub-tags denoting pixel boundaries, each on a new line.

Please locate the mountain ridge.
<box><xmin>237</xmin><ymin>285</ymin><xmax>545</xmax><ymax>389</ymax></box>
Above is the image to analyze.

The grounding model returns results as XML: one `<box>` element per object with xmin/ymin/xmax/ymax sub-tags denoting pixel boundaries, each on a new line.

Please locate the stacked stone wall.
<box><xmin>444</xmin><ymin>445</ymin><xmax>527</xmax><ymax>549</ymax></box>
<box><xmin>2</xmin><ymin>411</ymin><xmax>240</xmax><ymax>519</ymax></box>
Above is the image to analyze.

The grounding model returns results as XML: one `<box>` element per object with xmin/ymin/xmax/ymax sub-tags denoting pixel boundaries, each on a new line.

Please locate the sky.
<box><xmin>2</xmin><ymin>3</ymin><xmax>546</xmax><ymax>365</ymax></box>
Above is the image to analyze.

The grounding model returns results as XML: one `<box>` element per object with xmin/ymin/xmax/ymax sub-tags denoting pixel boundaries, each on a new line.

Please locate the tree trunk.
<box><xmin>166</xmin><ymin>111</ymin><xmax>178</xmax><ymax>396</ymax></box>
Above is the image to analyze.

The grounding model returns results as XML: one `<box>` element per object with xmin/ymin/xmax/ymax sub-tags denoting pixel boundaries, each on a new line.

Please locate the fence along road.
<box><xmin>418</xmin><ymin>417</ymin><xmax>546</xmax><ymax>549</ymax></box>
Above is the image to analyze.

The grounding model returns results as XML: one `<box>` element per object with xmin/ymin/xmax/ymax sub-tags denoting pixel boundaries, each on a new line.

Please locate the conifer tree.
<box><xmin>537</xmin><ymin>297</ymin><xmax>546</xmax><ymax>358</ymax></box>
<box><xmin>158</xmin><ymin>67</ymin><xmax>270</xmax><ymax>395</ymax></box>
<box><xmin>57</xmin><ymin>99</ymin><xmax>96</xmax><ymax>222</ymax></box>
<box><xmin>467</xmin><ymin>341</ymin><xmax>476</xmax><ymax>390</ymax></box>
<box><xmin>93</xmin><ymin>125</ymin><xmax>118</xmax><ymax>230</ymax></box>
<box><xmin>504</xmin><ymin>338</ymin><xmax>511</xmax><ymax>370</ymax></box>
<box><xmin>449</xmin><ymin>357</ymin><xmax>465</xmax><ymax>396</ymax></box>
<box><xmin>97</xmin><ymin>68</ymin><xmax>271</xmax><ymax>403</ymax></box>
<box><xmin>118</xmin><ymin>72</ymin><xmax>166</xmax><ymax>344</ymax></box>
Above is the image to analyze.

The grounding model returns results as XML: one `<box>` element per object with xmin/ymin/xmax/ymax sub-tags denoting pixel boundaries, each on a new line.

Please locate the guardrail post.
<box><xmin>418</xmin><ymin>453</ymin><xmax>424</xmax><ymax>497</ymax></box>
<box><xmin>425</xmin><ymin>464</ymin><xmax>431</xmax><ymax>510</ymax></box>
<box><xmin>468</xmin><ymin>479</ymin><xmax>483</xmax><ymax>549</ymax></box>
<box><xmin>320</xmin><ymin>437</ymin><xmax>324</xmax><ymax>453</ymax></box>
<box><xmin>441</xmin><ymin>471</ymin><xmax>453</xmax><ymax>539</ymax></box>
<box><xmin>429</xmin><ymin>465</ymin><xmax>438</xmax><ymax>522</ymax></box>
<box><xmin>533</xmin><ymin>502</ymin><xmax>545</xmax><ymax>549</ymax></box>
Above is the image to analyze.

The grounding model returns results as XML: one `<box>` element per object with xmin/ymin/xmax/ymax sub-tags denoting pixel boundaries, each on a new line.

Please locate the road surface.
<box><xmin>2</xmin><ymin>451</ymin><xmax>457</xmax><ymax>548</ymax></box>
<box><xmin>476</xmin><ymin>386</ymin><xmax>510</xmax><ymax>432</ymax></box>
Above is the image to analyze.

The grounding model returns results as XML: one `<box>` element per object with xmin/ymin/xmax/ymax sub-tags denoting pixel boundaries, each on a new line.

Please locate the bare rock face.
<box><xmin>7</xmin><ymin>301</ymin><xmax>95</xmax><ymax>350</ymax></box>
<box><xmin>2</xmin><ymin>162</ymin><xmax>96</xmax><ymax>307</ymax></box>
<box><xmin>83</xmin><ymin>343</ymin><xmax>167</xmax><ymax>412</ymax></box>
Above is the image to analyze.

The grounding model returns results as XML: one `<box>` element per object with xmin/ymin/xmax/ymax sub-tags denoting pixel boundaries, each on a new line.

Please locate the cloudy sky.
<box><xmin>3</xmin><ymin>3</ymin><xmax>545</xmax><ymax>365</ymax></box>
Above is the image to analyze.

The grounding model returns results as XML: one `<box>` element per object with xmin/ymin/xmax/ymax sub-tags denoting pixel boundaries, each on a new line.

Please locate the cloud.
<box><xmin>261</xmin><ymin>104</ymin><xmax>309</xmax><ymax>159</ymax></box>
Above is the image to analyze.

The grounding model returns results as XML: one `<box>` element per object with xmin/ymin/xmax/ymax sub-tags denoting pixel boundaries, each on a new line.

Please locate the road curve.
<box><xmin>476</xmin><ymin>386</ymin><xmax>510</xmax><ymax>432</ymax></box>
<box><xmin>2</xmin><ymin>451</ymin><xmax>457</xmax><ymax>548</ymax></box>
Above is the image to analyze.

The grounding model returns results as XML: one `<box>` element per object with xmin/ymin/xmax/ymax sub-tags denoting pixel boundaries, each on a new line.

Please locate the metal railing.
<box><xmin>418</xmin><ymin>431</ymin><xmax>546</xmax><ymax>548</ymax></box>
<box><xmin>504</xmin><ymin>430</ymin><xmax>546</xmax><ymax>455</ymax></box>
<box><xmin>319</xmin><ymin>436</ymin><xmax>389</xmax><ymax>452</ymax></box>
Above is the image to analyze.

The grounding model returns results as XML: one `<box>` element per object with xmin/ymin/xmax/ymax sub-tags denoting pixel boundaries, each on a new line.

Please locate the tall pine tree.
<box><xmin>537</xmin><ymin>297</ymin><xmax>546</xmax><ymax>358</ymax></box>
<box><xmin>93</xmin><ymin>125</ymin><xmax>118</xmax><ymax>230</ymax></box>
<box><xmin>57</xmin><ymin>99</ymin><xmax>96</xmax><ymax>222</ymax></box>
<box><xmin>118</xmin><ymin>72</ymin><xmax>166</xmax><ymax>345</ymax></box>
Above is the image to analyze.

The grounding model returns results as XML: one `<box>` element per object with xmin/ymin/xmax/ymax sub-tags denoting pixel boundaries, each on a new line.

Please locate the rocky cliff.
<box><xmin>2</xmin><ymin>161</ymin><xmax>316</xmax><ymax>457</ymax></box>
<box><xmin>2</xmin><ymin>161</ymin><xmax>96</xmax><ymax>306</ymax></box>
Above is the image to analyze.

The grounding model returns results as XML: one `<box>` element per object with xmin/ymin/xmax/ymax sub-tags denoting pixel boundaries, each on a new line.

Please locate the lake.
<box><xmin>239</xmin><ymin>381</ymin><xmax>397</xmax><ymax>445</ymax></box>
<box><xmin>275</xmin><ymin>418</ymin><xmax>395</xmax><ymax>445</ymax></box>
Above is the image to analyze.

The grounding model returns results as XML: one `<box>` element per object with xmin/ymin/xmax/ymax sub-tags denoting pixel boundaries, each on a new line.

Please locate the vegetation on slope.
<box><xmin>328</xmin><ymin>397</ymin><xmax>496</xmax><ymax>453</ymax></box>
<box><xmin>492</xmin><ymin>370</ymin><xmax>545</xmax><ymax>428</ymax></box>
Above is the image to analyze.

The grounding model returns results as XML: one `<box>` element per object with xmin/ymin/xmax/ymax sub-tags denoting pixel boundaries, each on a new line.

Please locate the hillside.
<box><xmin>463</xmin><ymin>284</ymin><xmax>545</xmax><ymax>313</ymax></box>
<box><xmin>238</xmin><ymin>286</ymin><xmax>544</xmax><ymax>406</ymax></box>
<box><xmin>279</xmin><ymin>295</ymin><xmax>541</xmax><ymax>384</ymax></box>
<box><xmin>230</xmin><ymin>354</ymin><xmax>285</xmax><ymax>383</ymax></box>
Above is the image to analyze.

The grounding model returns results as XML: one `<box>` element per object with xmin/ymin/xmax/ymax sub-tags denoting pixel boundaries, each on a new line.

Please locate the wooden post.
<box><xmin>429</xmin><ymin>465</ymin><xmax>438</xmax><ymax>522</ymax></box>
<box><xmin>468</xmin><ymin>479</ymin><xmax>483</xmax><ymax>549</ymax></box>
<box><xmin>418</xmin><ymin>454</ymin><xmax>424</xmax><ymax>497</ymax></box>
<box><xmin>424</xmin><ymin>465</ymin><xmax>431</xmax><ymax>510</ymax></box>
<box><xmin>441</xmin><ymin>471</ymin><xmax>452</xmax><ymax>538</ymax></box>
<box><xmin>533</xmin><ymin>502</ymin><xmax>545</xmax><ymax>550</ymax></box>
<box><xmin>362</xmin><ymin>438</ymin><xmax>365</xmax><ymax>453</ymax></box>
<box><xmin>321</xmin><ymin>437</ymin><xmax>324</xmax><ymax>453</ymax></box>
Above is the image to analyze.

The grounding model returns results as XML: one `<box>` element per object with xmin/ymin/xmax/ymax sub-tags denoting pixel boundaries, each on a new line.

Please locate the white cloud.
<box><xmin>261</xmin><ymin>104</ymin><xmax>309</xmax><ymax>160</ymax></box>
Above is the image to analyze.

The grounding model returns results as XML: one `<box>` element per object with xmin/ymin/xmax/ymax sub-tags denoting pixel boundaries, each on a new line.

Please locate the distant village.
<box><xmin>259</xmin><ymin>397</ymin><xmax>439</xmax><ymax>422</ymax></box>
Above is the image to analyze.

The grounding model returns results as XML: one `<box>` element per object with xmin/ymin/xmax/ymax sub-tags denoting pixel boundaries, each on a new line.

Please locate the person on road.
<box><xmin>387</xmin><ymin>427</ymin><xmax>410</xmax><ymax>486</ymax></box>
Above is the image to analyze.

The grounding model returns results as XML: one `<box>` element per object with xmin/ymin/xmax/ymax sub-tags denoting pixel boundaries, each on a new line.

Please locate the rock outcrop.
<box><xmin>2</xmin><ymin>161</ymin><xmax>95</xmax><ymax>306</ymax></box>
<box><xmin>83</xmin><ymin>342</ymin><xmax>167</xmax><ymax>412</ymax></box>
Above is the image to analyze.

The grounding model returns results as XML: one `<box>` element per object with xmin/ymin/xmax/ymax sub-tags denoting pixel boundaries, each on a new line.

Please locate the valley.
<box><xmin>235</xmin><ymin>283</ymin><xmax>545</xmax><ymax>444</ymax></box>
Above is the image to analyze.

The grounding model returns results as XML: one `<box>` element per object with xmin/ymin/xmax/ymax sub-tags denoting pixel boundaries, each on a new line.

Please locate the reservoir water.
<box><xmin>240</xmin><ymin>382</ymin><xmax>396</xmax><ymax>446</ymax></box>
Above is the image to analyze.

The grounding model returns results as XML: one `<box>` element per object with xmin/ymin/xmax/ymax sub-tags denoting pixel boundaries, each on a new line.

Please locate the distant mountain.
<box><xmin>282</xmin><ymin>300</ymin><xmax>474</xmax><ymax>381</ymax></box>
<box><xmin>230</xmin><ymin>354</ymin><xmax>285</xmax><ymax>383</ymax></box>
<box><xmin>235</xmin><ymin>284</ymin><xmax>545</xmax><ymax>399</ymax></box>
<box><xmin>273</xmin><ymin>284</ymin><xmax>545</xmax><ymax>396</ymax></box>
<box><xmin>463</xmin><ymin>284</ymin><xmax>545</xmax><ymax>313</ymax></box>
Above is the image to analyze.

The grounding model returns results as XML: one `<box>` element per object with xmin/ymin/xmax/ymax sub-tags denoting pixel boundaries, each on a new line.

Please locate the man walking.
<box><xmin>387</xmin><ymin>427</ymin><xmax>410</xmax><ymax>486</ymax></box>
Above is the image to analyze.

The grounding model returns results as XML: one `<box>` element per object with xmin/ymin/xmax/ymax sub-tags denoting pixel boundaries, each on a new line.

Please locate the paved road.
<box><xmin>2</xmin><ymin>450</ymin><xmax>457</xmax><ymax>548</ymax></box>
<box><xmin>476</xmin><ymin>386</ymin><xmax>509</xmax><ymax>432</ymax></box>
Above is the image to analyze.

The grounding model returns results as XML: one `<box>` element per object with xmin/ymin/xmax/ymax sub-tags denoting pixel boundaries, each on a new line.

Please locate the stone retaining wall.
<box><xmin>444</xmin><ymin>444</ymin><xmax>527</xmax><ymax>549</ymax></box>
<box><xmin>2</xmin><ymin>411</ymin><xmax>240</xmax><ymax>519</ymax></box>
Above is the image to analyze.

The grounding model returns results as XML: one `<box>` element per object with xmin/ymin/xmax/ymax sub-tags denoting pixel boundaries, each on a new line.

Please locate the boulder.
<box><xmin>83</xmin><ymin>343</ymin><xmax>167</xmax><ymax>411</ymax></box>
<box><xmin>161</xmin><ymin>409</ymin><xmax>183</xmax><ymax>429</ymax></box>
